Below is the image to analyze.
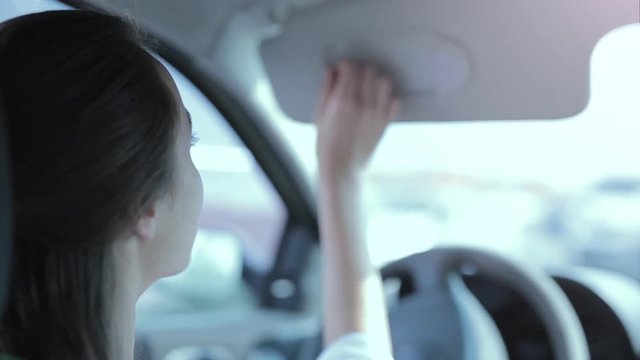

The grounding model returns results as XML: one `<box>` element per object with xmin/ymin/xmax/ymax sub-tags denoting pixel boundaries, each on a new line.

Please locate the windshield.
<box><xmin>267</xmin><ymin>24</ymin><xmax>640</xmax><ymax>278</ymax></box>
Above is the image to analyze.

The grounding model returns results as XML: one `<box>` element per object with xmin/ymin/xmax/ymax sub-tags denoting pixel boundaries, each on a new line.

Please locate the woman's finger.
<box><xmin>361</xmin><ymin>65</ymin><xmax>377</xmax><ymax>109</ymax></box>
<box><xmin>350</xmin><ymin>62</ymin><xmax>366</xmax><ymax>108</ymax></box>
<box><xmin>316</xmin><ymin>67</ymin><xmax>338</xmax><ymax>118</ymax></box>
<box><xmin>375</xmin><ymin>77</ymin><xmax>392</xmax><ymax>114</ymax></box>
<box><xmin>387</xmin><ymin>97</ymin><xmax>402</xmax><ymax>122</ymax></box>
<box><xmin>333</xmin><ymin>61</ymin><xmax>357</xmax><ymax>105</ymax></box>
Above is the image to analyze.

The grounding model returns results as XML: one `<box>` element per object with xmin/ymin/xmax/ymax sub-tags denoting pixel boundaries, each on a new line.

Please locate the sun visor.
<box><xmin>260</xmin><ymin>0</ymin><xmax>638</xmax><ymax>122</ymax></box>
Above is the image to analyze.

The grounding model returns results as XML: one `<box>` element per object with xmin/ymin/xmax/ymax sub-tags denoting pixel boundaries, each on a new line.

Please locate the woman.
<box><xmin>0</xmin><ymin>10</ymin><xmax>399</xmax><ymax>360</ymax></box>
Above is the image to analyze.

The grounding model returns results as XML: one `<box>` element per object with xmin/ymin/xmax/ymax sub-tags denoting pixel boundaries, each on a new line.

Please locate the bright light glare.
<box><xmin>191</xmin><ymin>145</ymin><xmax>255</xmax><ymax>173</ymax></box>
<box><xmin>367</xmin><ymin>210</ymin><xmax>438</xmax><ymax>266</ymax></box>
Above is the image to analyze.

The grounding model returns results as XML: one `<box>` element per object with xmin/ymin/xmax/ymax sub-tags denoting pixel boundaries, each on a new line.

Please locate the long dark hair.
<box><xmin>0</xmin><ymin>10</ymin><xmax>180</xmax><ymax>359</ymax></box>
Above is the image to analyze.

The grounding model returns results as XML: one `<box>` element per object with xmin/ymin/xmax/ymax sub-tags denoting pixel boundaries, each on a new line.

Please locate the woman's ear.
<box><xmin>134</xmin><ymin>201</ymin><xmax>159</xmax><ymax>242</ymax></box>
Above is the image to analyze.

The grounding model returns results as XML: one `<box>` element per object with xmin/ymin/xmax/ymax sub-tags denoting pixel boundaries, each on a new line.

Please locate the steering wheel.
<box><xmin>381</xmin><ymin>246</ymin><xmax>590</xmax><ymax>360</ymax></box>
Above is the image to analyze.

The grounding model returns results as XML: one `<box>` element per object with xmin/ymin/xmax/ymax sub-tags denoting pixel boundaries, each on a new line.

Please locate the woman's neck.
<box><xmin>110</xmin><ymin>239</ymin><xmax>147</xmax><ymax>360</ymax></box>
<box><xmin>111</xmin><ymin>279</ymin><xmax>138</xmax><ymax>360</ymax></box>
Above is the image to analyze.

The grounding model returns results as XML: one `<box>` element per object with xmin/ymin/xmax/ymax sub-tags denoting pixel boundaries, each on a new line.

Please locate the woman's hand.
<box><xmin>316</xmin><ymin>61</ymin><xmax>400</xmax><ymax>182</ymax></box>
<box><xmin>315</xmin><ymin>61</ymin><xmax>401</xmax><ymax>356</ymax></box>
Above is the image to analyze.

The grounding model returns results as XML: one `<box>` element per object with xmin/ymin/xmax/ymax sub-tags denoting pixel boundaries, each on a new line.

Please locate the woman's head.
<box><xmin>0</xmin><ymin>10</ymin><xmax>203</xmax><ymax>359</ymax></box>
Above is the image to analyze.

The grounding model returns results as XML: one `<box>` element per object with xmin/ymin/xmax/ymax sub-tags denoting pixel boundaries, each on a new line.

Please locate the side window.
<box><xmin>136</xmin><ymin>62</ymin><xmax>287</xmax><ymax>321</ymax></box>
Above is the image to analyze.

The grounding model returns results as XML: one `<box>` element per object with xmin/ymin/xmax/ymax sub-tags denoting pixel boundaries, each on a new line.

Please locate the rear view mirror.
<box><xmin>261</xmin><ymin>0</ymin><xmax>638</xmax><ymax>122</ymax></box>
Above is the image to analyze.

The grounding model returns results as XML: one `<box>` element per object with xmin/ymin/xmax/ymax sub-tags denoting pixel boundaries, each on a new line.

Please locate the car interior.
<box><xmin>1</xmin><ymin>0</ymin><xmax>640</xmax><ymax>359</ymax></box>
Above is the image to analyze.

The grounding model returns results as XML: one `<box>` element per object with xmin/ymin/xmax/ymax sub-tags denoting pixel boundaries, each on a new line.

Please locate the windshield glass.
<box><xmin>267</xmin><ymin>24</ymin><xmax>640</xmax><ymax>279</ymax></box>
